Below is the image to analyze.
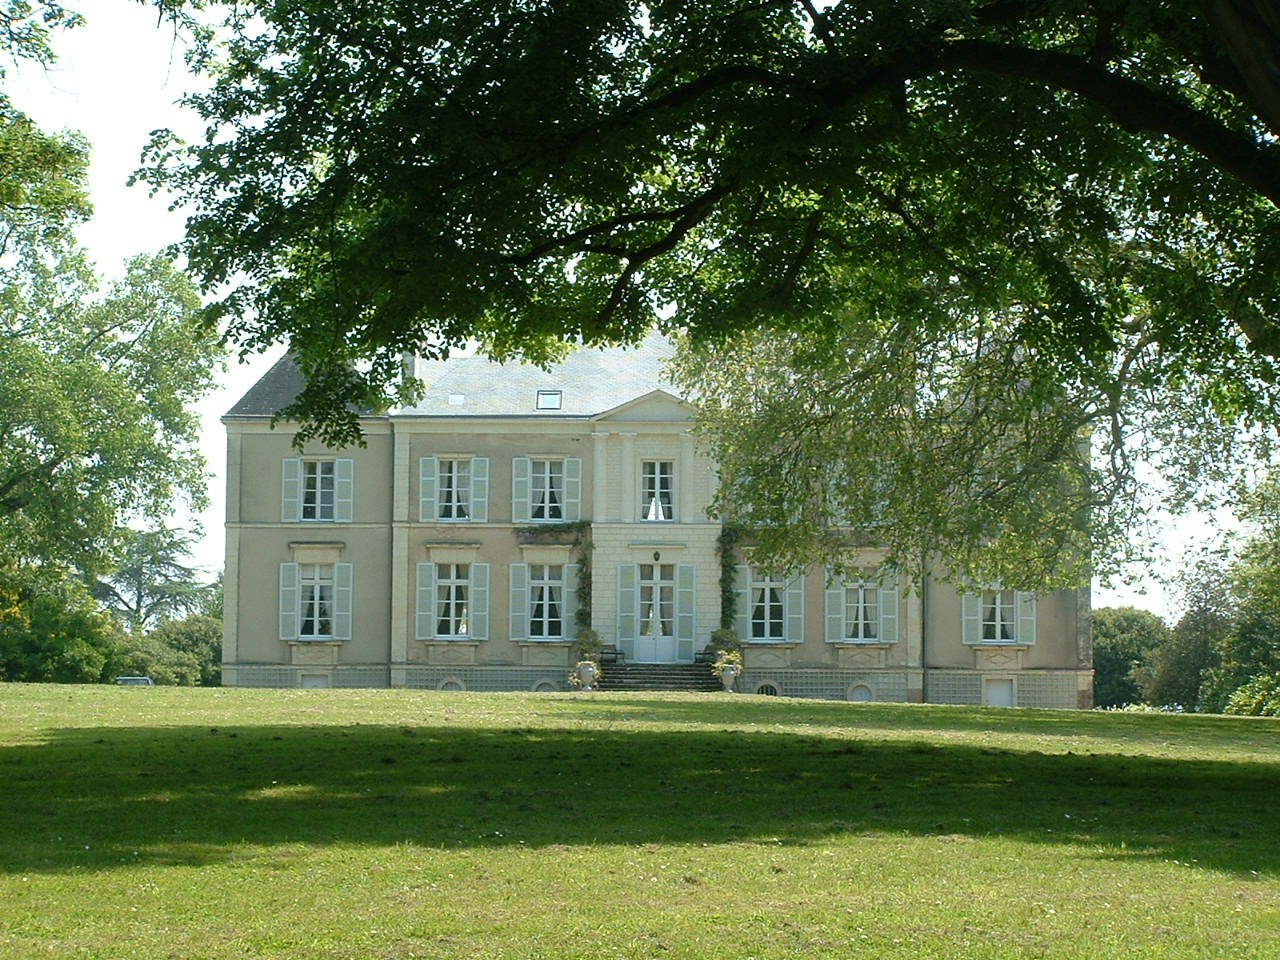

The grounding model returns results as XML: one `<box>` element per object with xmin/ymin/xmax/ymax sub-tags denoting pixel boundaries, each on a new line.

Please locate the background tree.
<box><xmin>1091</xmin><ymin>606</ymin><xmax>1170</xmax><ymax>709</ymax></box>
<box><xmin>92</xmin><ymin>526</ymin><xmax>215</xmax><ymax>635</ymax></box>
<box><xmin>1135</xmin><ymin>562</ymin><xmax>1230</xmax><ymax>709</ymax></box>
<box><xmin>140</xmin><ymin>0</ymin><xmax>1280</xmax><ymax>583</ymax></box>
<box><xmin>0</xmin><ymin>566</ymin><xmax>125</xmax><ymax>683</ymax></box>
<box><xmin>141</xmin><ymin>613</ymin><xmax>221</xmax><ymax>685</ymax></box>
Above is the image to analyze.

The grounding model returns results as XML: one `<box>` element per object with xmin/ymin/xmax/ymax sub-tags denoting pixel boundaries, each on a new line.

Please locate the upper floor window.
<box><xmin>438</xmin><ymin>459</ymin><xmax>471</xmax><ymax>520</ymax></box>
<box><xmin>531</xmin><ymin>459</ymin><xmax>564</xmax><ymax>520</ymax></box>
<box><xmin>420</xmin><ymin>457</ymin><xmax>489</xmax><ymax>522</ymax></box>
<box><xmin>642</xmin><ymin>460</ymin><xmax>674</xmax><ymax>521</ymax></box>
<box><xmin>512</xmin><ymin>457</ymin><xmax>580</xmax><ymax>523</ymax></box>
<box><xmin>282</xmin><ymin>458</ymin><xmax>353</xmax><ymax>523</ymax></box>
<box><xmin>302</xmin><ymin>461</ymin><xmax>335</xmax><ymax>520</ymax></box>
<box><xmin>536</xmin><ymin>389</ymin><xmax>562</xmax><ymax>410</ymax></box>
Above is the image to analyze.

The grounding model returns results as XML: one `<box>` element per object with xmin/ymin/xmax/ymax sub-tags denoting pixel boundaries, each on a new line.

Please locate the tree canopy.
<box><xmin>144</xmin><ymin>0</ymin><xmax>1280</xmax><ymax>581</ymax></box>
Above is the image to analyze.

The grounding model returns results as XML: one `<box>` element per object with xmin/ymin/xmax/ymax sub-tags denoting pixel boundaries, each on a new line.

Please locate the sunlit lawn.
<box><xmin>1</xmin><ymin>684</ymin><xmax>1277</xmax><ymax>958</ymax></box>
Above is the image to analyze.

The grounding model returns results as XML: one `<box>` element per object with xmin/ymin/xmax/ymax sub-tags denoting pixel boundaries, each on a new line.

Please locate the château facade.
<box><xmin>222</xmin><ymin>335</ymin><xmax>1092</xmax><ymax>707</ymax></box>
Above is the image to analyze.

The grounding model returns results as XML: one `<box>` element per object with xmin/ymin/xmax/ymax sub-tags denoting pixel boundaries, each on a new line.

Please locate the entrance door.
<box><xmin>633</xmin><ymin>563</ymin><xmax>678</xmax><ymax>662</ymax></box>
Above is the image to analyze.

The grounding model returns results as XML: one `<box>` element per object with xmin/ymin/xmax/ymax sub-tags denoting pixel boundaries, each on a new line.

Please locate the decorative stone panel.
<box><xmin>424</xmin><ymin>641</ymin><xmax>480</xmax><ymax>665</ymax></box>
<box><xmin>289</xmin><ymin>641</ymin><xmax>341</xmax><ymax>665</ymax></box>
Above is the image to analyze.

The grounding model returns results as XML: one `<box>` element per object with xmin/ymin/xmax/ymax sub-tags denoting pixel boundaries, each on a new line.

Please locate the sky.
<box><xmin>5</xmin><ymin>1</ymin><xmax>1206</xmax><ymax>618</ymax></box>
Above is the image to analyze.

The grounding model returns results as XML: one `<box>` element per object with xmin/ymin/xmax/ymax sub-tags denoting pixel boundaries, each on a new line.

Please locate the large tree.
<box><xmin>91</xmin><ymin>526</ymin><xmax>215</xmax><ymax>635</ymax></box>
<box><xmin>144</xmin><ymin>1</ymin><xmax>1280</xmax><ymax>580</ymax></box>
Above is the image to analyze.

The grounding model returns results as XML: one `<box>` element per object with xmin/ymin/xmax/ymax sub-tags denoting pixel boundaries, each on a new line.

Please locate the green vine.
<box><xmin>716</xmin><ymin>524</ymin><xmax>745</xmax><ymax>631</ymax></box>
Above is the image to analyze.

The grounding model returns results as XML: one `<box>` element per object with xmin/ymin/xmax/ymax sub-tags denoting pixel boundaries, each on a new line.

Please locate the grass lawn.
<box><xmin>1</xmin><ymin>685</ymin><xmax>1277</xmax><ymax>959</ymax></box>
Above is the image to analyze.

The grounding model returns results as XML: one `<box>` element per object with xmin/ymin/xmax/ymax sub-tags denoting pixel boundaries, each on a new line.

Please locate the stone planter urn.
<box><xmin>719</xmin><ymin>664</ymin><xmax>739</xmax><ymax>692</ymax></box>
<box><xmin>576</xmin><ymin>662</ymin><xmax>598</xmax><ymax>691</ymax></box>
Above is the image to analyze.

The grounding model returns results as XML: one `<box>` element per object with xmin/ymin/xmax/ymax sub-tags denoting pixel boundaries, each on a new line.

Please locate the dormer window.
<box><xmin>536</xmin><ymin>389</ymin><xmax>562</xmax><ymax>410</ymax></box>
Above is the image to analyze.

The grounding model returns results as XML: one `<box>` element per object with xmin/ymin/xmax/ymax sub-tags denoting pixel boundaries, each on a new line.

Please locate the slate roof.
<box><xmin>224</xmin><ymin>331</ymin><xmax>684</xmax><ymax>420</ymax></box>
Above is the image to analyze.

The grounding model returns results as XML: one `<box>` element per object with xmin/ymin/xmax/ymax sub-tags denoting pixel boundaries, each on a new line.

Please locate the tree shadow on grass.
<box><xmin>2</xmin><ymin>722</ymin><xmax>1276</xmax><ymax>877</ymax></box>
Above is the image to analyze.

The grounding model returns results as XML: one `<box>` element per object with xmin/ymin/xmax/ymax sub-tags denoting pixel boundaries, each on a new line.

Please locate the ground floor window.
<box><xmin>436</xmin><ymin>563</ymin><xmax>470</xmax><ymax>638</ymax></box>
<box><xmin>528</xmin><ymin>564</ymin><xmax>564</xmax><ymax>638</ymax></box>
<box><xmin>751</xmin><ymin>570</ymin><xmax>787</xmax><ymax>641</ymax></box>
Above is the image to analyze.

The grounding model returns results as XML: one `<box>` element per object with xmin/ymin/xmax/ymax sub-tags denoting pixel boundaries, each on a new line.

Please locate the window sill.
<box><xmin>743</xmin><ymin>639</ymin><xmax>799</xmax><ymax>647</ymax></box>
<box><xmin>963</xmin><ymin>641</ymin><xmax>1031</xmax><ymax>648</ymax></box>
<box><xmin>828</xmin><ymin>640</ymin><xmax>893</xmax><ymax>648</ymax></box>
<box><xmin>290</xmin><ymin>638</ymin><xmax>342</xmax><ymax>645</ymax></box>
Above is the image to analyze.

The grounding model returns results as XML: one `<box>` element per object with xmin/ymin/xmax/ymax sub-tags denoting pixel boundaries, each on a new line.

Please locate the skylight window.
<box><xmin>536</xmin><ymin>390</ymin><xmax>563</xmax><ymax>410</ymax></box>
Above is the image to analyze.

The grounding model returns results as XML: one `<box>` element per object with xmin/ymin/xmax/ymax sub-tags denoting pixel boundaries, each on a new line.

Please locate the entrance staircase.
<box><xmin>596</xmin><ymin>661</ymin><xmax>721</xmax><ymax>693</ymax></box>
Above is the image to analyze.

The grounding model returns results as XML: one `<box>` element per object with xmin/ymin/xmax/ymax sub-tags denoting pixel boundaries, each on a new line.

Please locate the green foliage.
<box><xmin>0</xmin><ymin>567</ymin><xmax>124</xmax><ymax>683</ymax></box>
<box><xmin>1091</xmin><ymin>606</ymin><xmax>1170</xmax><ymax>709</ymax></box>
<box><xmin>1223</xmin><ymin>673</ymin><xmax>1280</xmax><ymax>716</ymax></box>
<box><xmin>144</xmin><ymin>1</ymin><xmax>1280</xmax><ymax>578</ymax></box>
<box><xmin>1136</xmin><ymin>572</ymin><xmax>1229</xmax><ymax>711</ymax></box>
<box><xmin>0</xmin><ymin>254</ymin><xmax>223</xmax><ymax>572</ymax></box>
<box><xmin>142</xmin><ymin>613</ymin><xmax>222</xmax><ymax>686</ymax></box>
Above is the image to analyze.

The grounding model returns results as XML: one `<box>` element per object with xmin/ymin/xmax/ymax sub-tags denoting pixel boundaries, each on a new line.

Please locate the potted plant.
<box><xmin>568</xmin><ymin>659</ymin><xmax>601</xmax><ymax>690</ymax></box>
<box><xmin>711</xmin><ymin>649</ymin><xmax>743</xmax><ymax>692</ymax></box>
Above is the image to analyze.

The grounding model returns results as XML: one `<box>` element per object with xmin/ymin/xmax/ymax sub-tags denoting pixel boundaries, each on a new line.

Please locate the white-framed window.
<box><xmin>510</xmin><ymin>562</ymin><xmax>578</xmax><ymax>641</ymax></box>
<box><xmin>641</xmin><ymin>460</ymin><xmax>674</xmax><ymax>521</ymax></box>
<box><xmin>639</xmin><ymin>563</ymin><xmax>675</xmax><ymax>638</ymax></box>
<box><xmin>299</xmin><ymin>564</ymin><xmax>334</xmax><ymax>638</ymax></box>
<box><xmin>531</xmin><ymin>460</ymin><xmax>564</xmax><ymax>520</ymax></box>
<box><xmin>962</xmin><ymin>586</ymin><xmax>1036</xmax><ymax>645</ymax></box>
<box><xmin>750</xmin><ymin>570</ymin><xmax>786</xmax><ymax>641</ymax></box>
<box><xmin>735</xmin><ymin>565</ymin><xmax>804</xmax><ymax>643</ymax></box>
<box><xmin>436</xmin><ymin>563</ymin><xmax>470</xmax><ymax>637</ymax></box>
<box><xmin>984</xmin><ymin>588</ymin><xmax>1016</xmax><ymax>641</ymax></box>
<box><xmin>302</xmin><ymin>461</ymin><xmax>335</xmax><ymax>520</ymax></box>
<box><xmin>513</xmin><ymin>457</ymin><xmax>581</xmax><ymax>522</ymax></box>
<box><xmin>415</xmin><ymin>562</ymin><xmax>490</xmax><ymax>641</ymax></box>
<box><xmin>420</xmin><ymin>457</ymin><xmax>489</xmax><ymax>522</ymax></box>
<box><xmin>825</xmin><ymin>569</ymin><xmax>900</xmax><ymax>644</ymax></box>
<box><xmin>279</xmin><ymin>562</ymin><xmax>353</xmax><ymax>641</ymax></box>
<box><xmin>282</xmin><ymin>458</ymin><xmax>353</xmax><ymax>522</ymax></box>
<box><xmin>529</xmin><ymin>564</ymin><xmax>564</xmax><ymax>638</ymax></box>
<box><xmin>438</xmin><ymin>460</ymin><xmax>471</xmax><ymax>520</ymax></box>
<box><xmin>535</xmin><ymin>389</ymin><xmax>562</xmax><ymax>410</ymax></box>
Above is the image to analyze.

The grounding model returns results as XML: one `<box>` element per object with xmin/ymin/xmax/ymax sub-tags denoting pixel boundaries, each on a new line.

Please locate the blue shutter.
<box><xmin>563</xmin><ymin>563</ymin><xmax>581</xmax><ymax>639</ymax></box>
<box><xmin>419</xmin><ymin>458</ymin><xmax>437</xmax><ymax>522</ymax></box>
<box><xmin>281</xmin><ymin>458</ymin><xmax>301</xmax><ymax>522</ymax></box>
<box><xmin>785</xmin><ymin>573</ymin><xmax>805</xmax><ymax>643</ymax></box>
<box><xmin>512</xmin><ymin>457</ymin><xmax>531</xmax><ymax>522</ymax></box>
<box><xmin>509</xmin><ymin>563</ymin><xmax>529</xmax><ymax>641</ymax></box>
<box><xmin>415</xmin><ymin>563</ymin><xmax>435</xmax><ymax>640</ymax></box>
<box><xmin>1016</xmin><ymin>591</ymin><xmax>1037</xmax><ymax>644</ymax></box>
<box><xmin>878</xmin><ymin>572</ymin><xmax>899</xmax><ymax>644</ymax></box>
<box><xmin>961</xmin><ymin>590</ymin><xmax>982</xmax><ymax>644</ymax></box>
<box><xmin>332</xmin><ymin>563</ymin><xmax>353</xmax><ymax>640</ymax></box>
<box><xmin>334</xmin><ymin>458</ymin><xmax>354</xmax><ymax>523</ymax></box>
<box><xmin>563</xmin><ymin>458</ymin><xmax>582</xmax><ymax>522</ymax></box>
<box><xmin>617</xmin><ymin>563</ymin><xmax>638</xmax><ymax>659</ymax></box>
<box><xmin>469</xmin><ymin>563</ymin><xmax>489</xmax><ymax>639</ymax></box>
<box><xmin>825</xmin><ymin>568</ymin><xmax>843</xmax><ymax>642</ymax></box>
<box><xmin>735</xmin><ymin>565</ymin><xmax>752</xmax><ymax>638</ymax></box>
<box><xmin>279</xmin><ymin>562</ymin><xmax>299</xmax><ymax>639</ymax></box>
<box><xmin>470</xmin><ymin>458</ymin><xmax>489</xmax><ymax>522</ymax></box>
<box><xmin>676</xmin><ymin>563</ymin><xmax>696</xmax><ymax>661</ymax></box>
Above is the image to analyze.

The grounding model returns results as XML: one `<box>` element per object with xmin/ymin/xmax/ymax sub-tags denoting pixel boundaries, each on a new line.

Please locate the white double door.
<box><xmin>633</xmin><ymin>562</ymin><xmax>677</xmax><ymax>663</ymax></box>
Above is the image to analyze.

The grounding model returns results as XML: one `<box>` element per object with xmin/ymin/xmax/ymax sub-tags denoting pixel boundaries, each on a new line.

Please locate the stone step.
<box><xmin>596</xmin><ymin>662</ymin><xmax>721</xmax><ymax>693</ymax></box>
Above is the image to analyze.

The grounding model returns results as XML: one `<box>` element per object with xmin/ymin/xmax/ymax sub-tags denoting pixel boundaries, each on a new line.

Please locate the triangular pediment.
<box><xmin>593</xmin><ymin>388</ymin><xmax>695</xmax><ymax>423</ymax></box>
